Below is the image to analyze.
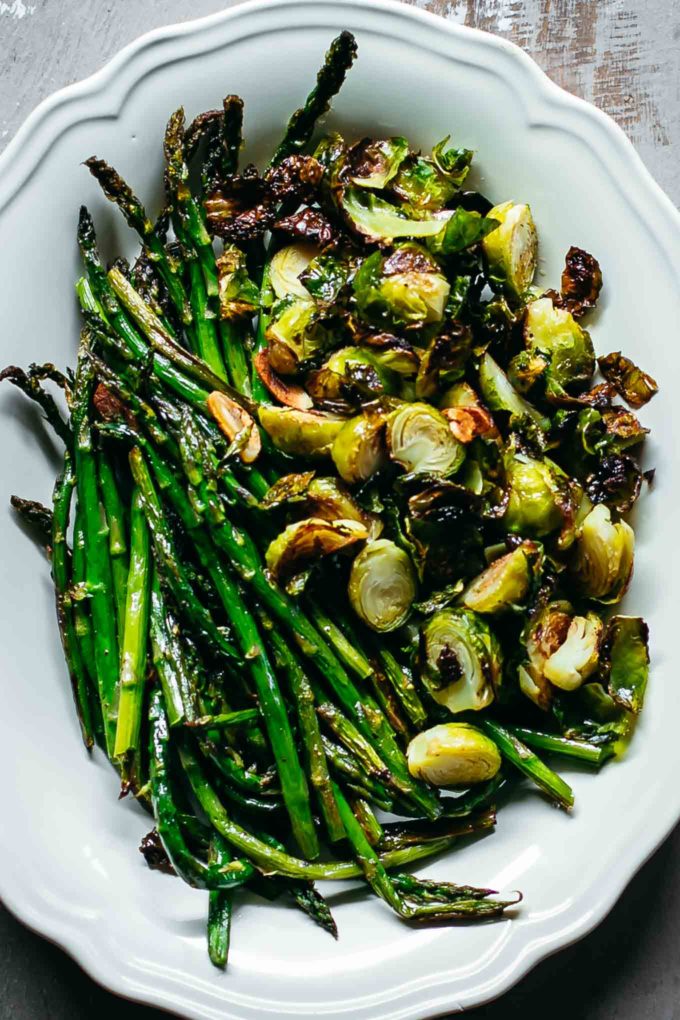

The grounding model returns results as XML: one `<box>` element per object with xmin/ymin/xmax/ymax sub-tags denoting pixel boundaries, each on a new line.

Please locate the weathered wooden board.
<box><xmin>1</xmin><ymin>0</ymin><xmax>678</xmax><ymax>201</ymax></box>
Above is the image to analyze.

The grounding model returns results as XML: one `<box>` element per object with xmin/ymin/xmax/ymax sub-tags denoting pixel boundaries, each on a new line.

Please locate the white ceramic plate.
<box><xmin>1</xmin><ymin>1</ymin><xmax>679</xmax><ymax>1016</ymax></box>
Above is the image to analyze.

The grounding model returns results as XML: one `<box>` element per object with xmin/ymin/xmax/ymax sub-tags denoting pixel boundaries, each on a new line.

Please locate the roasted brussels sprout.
<box><xmin>570</xmin><ymin>503</ymin><xmax>634</xmax><ymax>603</ymax></box>
<box><xmin>341</xmin><ymin>188</ymin><xmax>446</xmax><ymax>242</ymax></box>
<box><xmin>420</xmin><ymin>608</ymin><xmax>501</xmax><ymax>714</ymax></box>
<box><xmin>462</xmin><ymin>541</ymin><xmax>542</xmax><ymax>614</ymax></box>
<box><xmin>389</xmin><ymin>137</ymin><xmax>472</xmax><ymax>214</ymax></box>
<box><xmin>348</xmin><ymin>538</ymin><xmax>417</xmax><ymax>631</ymax></box>
<box><xmin>347</xmin><ymin>136</ymin><xmax>409</xmax><ymax>189</ymax></box>
<box><xmin>266</xmin><ymin>517</ymin><xmax>367</xmax><ymax>592</ymax></box>
<box><xmin>207</xmin><ymin>391</ymin><xmax>261</xmax><ymax>463</ymax></box>
<box><xmin>331</xmin><ymin>406</ymin><xmax>389</xmax><ymax>484</ymax></box>
<box><xmin>306</xmin><ymin>476</ymin><xmax>383</xmax><ymax>539</ymax></box>
<box><xmin>216</xmin><ymin>245</ymin><xmax>260</xmax><ymax>320</ymax></box>
<box><xmin>504</xmin><ymin>444</ymin><xmax>566</xmax><ymax>538</ymax></box>
<box><xmin>597</xmin><ymin>351</ymin><xmax>658</xmax><ymax>409</ymax></box>
<box><xmin>478</xmin><ymin>353</ymin><xmax>549</xmax><ymax>429</ymax></box>
<box><xmin>600</xmin><ymin>615</ymin><xmax>649</xmax><ymax>714</ymax></box>
<box><xmin>258</xmin><ymin>405</ymin><xmax>345</xmax><ymax>458</ymax></box>
<box><xmin>387</xmin><ymin>402</ymin><xmax>465</xmax><ymax>476</ymax></box>
<box><xmin>518</xmin><ymin>601</ymin><xmax>573</xmax><ymax>710</ymax></box>
<box><xmin>415</xmin><ymin>325</ymin><xmax>473</xmax><ymax>399</ymax></box>
<box><xmin>542</xmin><ymin>612</ymin><xmax>602</xmax><ymax>691</ymax></box>
<box><xmin>269</xmin><ymin>243</ymin><xmax>319</xmax><ymax>300</ymax></box>
<box><xmin>482</xmin><ymin>201</ymin><xmax>538</xmax><ymax>297</ymax></box>
<box><xmin>353</xmin><ymin>247</ymin><xmax>450</xmax><ymax>329</ymax></box>
<box><xmin>307</xmin><ymin>346</ymin><xmax>399</xmax><ymax>404</ymax></box>
<box><xmin>559</xmin><ymin>246</ymin><xmax>603</xmax><ymax>317</ymax></box>
<box><xmin>266</xmin><ymin>296</ymin><xmax>333</xmax><ymax>375</ymax></box>
<box><xmin>522</xmin><ymin>297</ymin><xmax>595</xmax><ymax>395</ymax></box>
<box><xmin>407</xmin><ymin>722</ymin><xmax>501</xmax><ymax>786</ymax></box>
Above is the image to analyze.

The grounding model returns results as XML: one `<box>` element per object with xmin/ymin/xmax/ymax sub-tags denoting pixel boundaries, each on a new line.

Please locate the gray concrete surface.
<box><xmin>1</xmin><ymin>1</ymin><xmax>679</xmax><ymax>1017</ymax></box>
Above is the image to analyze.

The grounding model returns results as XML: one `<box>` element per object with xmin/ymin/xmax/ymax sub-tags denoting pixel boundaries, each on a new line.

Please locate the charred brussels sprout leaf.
<box><xmin>216</xmin><ymin>246</ymin><xmax>260</xmax><ymax>320</ymax></box>
<box><xmin>585</xmin><ymin>454</ymin><xmax>643</xmax><ymax>515</ymax></box>
<box><xmin>600</xmin><ymin>615</ymin><xmax>649</xmax><ymax>715</ymax></box>
<box><xmin>597</xmin><ymin>351</ymin><xmax>658</xmax><ymax>409</ymax></box>
<box><xmin>478</xmin><ymin>353</ymin><xmax>549</xmax><ymax>429</ymax></box>
<box><xmin>387</xmin><ymin>402</ymin><xmax>465</xmax><ymax>476</ymax></box>
<box><xmin>462</xmin><ymin>541</ymin><xmax>542</xmax><ymax>614</ymax></box>
<box><xmin>266</xmin><ymin>517</ymin><xmax>368</xmax><ymax>593</ymax></box>
<box><xmin>275</xmin><ymin>206</ymin><xmax>336</xmax><ymax>246</ymax></box>
<box><xmin>347</xmin><ymin>136</ymin><xmax>409</xmax><ymax>189</ymax></box>
<box><xmin>306</xmin><ymin>477</ymin><xmax>383</xmax><ymax>538</ymax></box>
<box><xmin>559</xmin><ymin>246</ymin><xmax>603</xmax><ymax>317</ymax></box>
<box><xmin>420</xmin><ymin>608</ymin><xmax>501</xmax><ymax>714</ymax></box>
<box><xmin>415</xmin><ymin>325</ymin><xmax>473</xmax><ymax>399</ymax></box>
<box><xmin>348</xmin><ymin>538</ymin><xmax>417</xmax><ymax>631</ymax></box>
<box><xmin>260</xmin><ymin>471</ymin><xmax>316</xmax><ymax>509</ymax></box>
<box><xmin>407</xmin><ymin>722</ymin><xmax>501</xmax><ymax>786</ymax></box>
<box><xmin>341</xmin><ymin>188</ymin><xmax>446</xmax><ymax>242</ymax></box>
<box><xmin>258</xmin><ymin>405</ymin><xmax>345</xmax><ymax>458</ymax></box>
<box><xmin>482</xmin><ymin>201</ymin><xmax>538</xmax><ymax>297</ymax></box>
<box><xmin>570</xmin><ymin>503</ymin><xmax>634</xmax><ymax>604</ymax></box>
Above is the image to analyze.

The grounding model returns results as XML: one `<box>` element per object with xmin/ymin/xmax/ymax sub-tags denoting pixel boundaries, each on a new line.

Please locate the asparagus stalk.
<box><xmin>503</xmin><ymin>725</ymin><xmax>611</xmax><ymax>766</ymax></box>
<box><xmin>10</xmin><ymin>495</ymin><xmax>53</xmax><ymax>546</ymax></box>
<box><xmin>376</xmin><ymin>646</ymin><xmax>428</xmax><ymax>730</ymax></box>
<box><xmin>479</xmin><ymin>718</ymin><xmax>574</xmax><ymax>811</ymax></box>
<box><xmin>97</xmin><ymin>449</ymin><xmax>128</xmax><ymax>648</ymax></box>
<box><xmin>186</xmin><ymin>709</ymin><xmax>260</xmax><ymax>730</ymax></box>
<box><xmin>149</xmin><ymin>569</ymin><xmax>198</xmax><ymax>726</ymax></box>
<box><xmin>114</xmin><ymin>487</ymin><xmax>151</xmax><ymax>769</ymax></box>
<box><xmin>307</xmin><ymin>602</ymin><xmax>373</xmax><ymax>681</ymax></box>
<box><xmin>207</xmin><ymin>835</ymin><xmax>233</xmax><ymax>969</ymax></box>
<box><xmin>0</xmin><ymin>365</ymin><xmax>71</xmax><ymax>446</ymax></box>
<box><xmin>51</xmin><ymin>456</ymin><xmax>94</xmax><ymax>748</ymax></box>
<box><xmin>270</xmin><ymin>32</ymin><xmax>358</xmax><ymax>165</ymax></box>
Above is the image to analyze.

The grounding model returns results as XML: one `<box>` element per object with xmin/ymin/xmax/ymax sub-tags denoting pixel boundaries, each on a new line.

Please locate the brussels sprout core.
<box><xmin>462</xmin><ymin>541</ymin><xmax>540</xmax><ymax>614</ymax></box>
<box><xmin>482</xmin><ymin>201</ymin><xmax>538</xmax><ymax>297</ymax></box>
<box><xmin>332</xmin><ymin>410</ymin><xmax>389</xmax><ymax>484</ymax></box>
<box><xmin>270</xmin><ymin>244</ymin><xmax>318</xmax><ymax>300</ymax></box>
<box><xmin>387</xmin><ymin>402</ymin><xmax>465</xmax><ymax>476</ymax></box>
<box><xmin>543</xmin><ymin>613</ymin><xmax>602</xmax><ymax>691</ymax></box>
<box><xmin>407</xmin><ymin>723</ymin><xmax>501</xmax><ymax>786</ymax></box>
<box><xmin>421</xmin><ymin>609</ymin><xmax>501</xmax><ymax>714</ymax></box>
<box><xmin>348</xmin><ymin>539</ymin><xmax>417</xmax><ymax>631</ymax></box>
<box><xmin>570</xmin><ymin>503</ymin><xmax>634</xmax><ymax>603</ymax></box>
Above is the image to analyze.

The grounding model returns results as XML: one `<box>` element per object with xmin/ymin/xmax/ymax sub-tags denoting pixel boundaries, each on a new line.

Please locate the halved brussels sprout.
<box><xmin>258</xmin><ymin>405</ymin><xmax>345</xmax><ymax>458</ymax></box>
<box><xmin>407</xmin><ymin>722</ymin><xmax>501</xmax><ymax>786</ymax></box>
<box><xmin>420</xmin><ymin>608</ymin><xmax>501</xmax><ymax>714</ymax></box>
<box><xmin>266</xmin><ymin>297</ymin><xmax>333</xmax><ymax>375</ymax></box>
<box><xmin>348</xmin><ymin>136</ymin><xmax>409</xmax><ymax>189</ymax></box>
<box><xmin>348</xmin><ymin>538</ymin><xmax>417</xmax><ymax>632</ymax></box>
<box><xmin>361</xmin><ymin>333</ymin><xmax>420</xmax><ymax>376</ymax></box>
<box><xmin>306</xmin><ymin>477</ymin><xmax>383</xmax><ymax>540</ymax></box>
<box><xmin>570</xmin><ymin>503</ymin><xmax>634</xmax><ymax>603</ymax></box>
<box><xmin>504</xmin><ymin>447</ymin><xmax>564</xmax><ymax>537</ymax></box>
<box><xmin>207</xmin><ymin>391</ymin><xmax>261</xmax><ymax>463</ymax></box>
<box><xmin>341</xmin><ymin>188</ymin><xmax>446</xmax><ymax>242</ymax></box>
<box><xmin>543</xmin><ymin>613</ymin><xmax>602</xmax><ymax>691</ymax></box>
<box><xmin>387</xmin><ymin>402</ymin><xmax>465</xmax><ymax>476</ymax></box>
<box><xmin>266</xmin><ymin>517</ymin><xmax>367</xmax><ymax>591</ymax></box>
<box><xmin>478</xmin><ymin>353</ymin><xmax>549</xmax><ymax>429</ymax></box>
<box><xmin>482</xmin><ymin>201</ymin><xmax>538</xmax><ymax>297</ymax></box>
<box><xmin>216</xmin><ymin>245</ymin><xmax>260</xmax><ymax>320</ymax></box>
<box><xmin>523</xmin><ymin>297</ymin><xmax>595</xmax><ymax>394</ymax></box>
<box><xmin>353</xmin><ymin>248</ymin><xmax>450</xmax><ymax>329</ymax></box>
<box><xmin>518</xmin><ymin>601</ymin><xmax>573</xmax><ymax>710</ymax></box>
<box><xmin>331</xmin><ymin>407</ymin><xmax>389</xmax><ymax>484</ymax></box>
<box><xmin>415</xmin><ymin>325</ymin><xmax>472</xmax><ymax>399</ymax></box>
<box><xmin>439</xmin><ymin>381</ymin><xmax>482</xmax><ymax>410</ymax></box>
<box><xmin>270</xmin><ymin>243</ymin><xmax>319</xmax><ymax>300</ymax></box>
<box><xmin>462</xmin><ymin>541</ymin><xmax>541</xmax><ymax>614</ymax></box>
<box><xmin>601</xmin><ymin>615</ymin><xmax>649</xmax><ymax>715</ymax></box>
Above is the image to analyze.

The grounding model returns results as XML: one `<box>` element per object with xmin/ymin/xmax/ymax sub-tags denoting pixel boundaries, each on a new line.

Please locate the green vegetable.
<box><xmin>407</xmin><ymin>723</ymin><xmax>501</xmax><ymax>786</ymax></box>
<box><xmin>482</xmin><ymin>201</ymin><xmax>538</xmax><ymax>297</ymax></box>
<box><xmin>348</xmin><ymin>539</ymin><xmax>417</xmax><ymax>632</ymax></box>
<box><xmin>421</xmin><ymin>609</ymin><xmax>501</xmax><ymax>714</ymax></box>
<box><xmin>570</xmin><ymin>503</ymin><xmax>634</xmax><ymax>603</ymax></box>
<box><xmin>387</xmin><ymin>402</ymin><xmax>465</xmax><ymax>476</ymax></box>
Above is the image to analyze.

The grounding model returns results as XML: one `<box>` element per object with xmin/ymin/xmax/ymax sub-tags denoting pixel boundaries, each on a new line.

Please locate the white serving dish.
<box><xmin>0</xmin><ymin>1</ymin><xmax>679</xmax><ymax>1017</ymax></box>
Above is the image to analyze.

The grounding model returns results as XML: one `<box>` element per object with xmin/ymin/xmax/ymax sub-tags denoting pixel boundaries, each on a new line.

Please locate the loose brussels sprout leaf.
<box><xmin>413</xmin><ymin>580</ymin><xmax>464</xmax><ymax>615</ymax></box>
<box><xmin>253</xmin><ymin>350</ymin><xmax>314</xmax><ymax>409</ymax></box>
<box><xmin>260</xmin><ymin>471</ymin><xmax>316</xmax><ymax>509</ymax></box>
<box><xmin>216</xmin><ymin>245</ymin><xmax>260</xmax><ymax>320</ymax></box>
<box><xmin>478</xmin><ymin>353</ymin><xmax>549</xmax><ymax>429</ymax></box>
<box><xmin>570</xmin><ymin>503</ymin><xmax>634</xmax><ymax>604</ymax></box>
<box><xmin>266</xmin><ymin>297</ymin><xmax>334</xmax><ymax>375</ymax></box>
<box><xmin>270</xmin><ymin>243</ymin><xmax>319</xmax><ymax>300</ymax></box>
<box><xmin>387</xmin><ymin>402</ymin><xmax>465</xmax><ymax>476</ymax></box>
<box><xmin>275</xmin><ymin>206</ymin><xmax>336</xmax><ymax>246</ymax></box>
<box><xmin>341</xmin><ymin>187</ymin><xmax>446</xmax><ymax>242</ymax></box>
<box><xmin>415</xmin><ymin>325</ymin><xmax>473</xmax><ymax>399</ymax></box>
<box><xmin>504</xmin><ymin>445</ymin><xmax>566</xmax><ymax>538</ymax></box>
<box><xmin>524</xmin><ymin>297</ymin><xmax>595</xmax><ymax>395</ymax></box>
<box><xmin>348</xmin><ymin>538</ymin><xmax>417</xmax><ymax>631</ymax></box>
<box><xmin>361</xmin><ymin>333</ymin><xmax>420</xmax><ymax>376</ymax></box>
<box><xmin>307</xmin><ymin>347</ymin><xmax>395</xmax><ymax>407</ymax></box>
<box><xmin>331</xmin><ymin>407</ymin><xmax>389</xmax><ymax>484</ymax></box>
<box><xmin>266</xmin><ymin>517</ymin><xmax>367</xmax><ymax>592</ymax></box>
<box><xmin>258</xmin><ymin>405</ymin><xmax>345</xmax><ymax>458</ymax></box>
<box><xmin>462</xmin><ymin>541</ymin><xmax>541</xmax><ymax>614</ymax></box>
<box><xmin>313</xmin><ymin>132</ymin><xmax>348</xmax><ymax>181</ymax></box>
<box><xmin>431</xmin><ymin>136</ymin><xmax>475</xmax><ymax>183</ymax></box>
<box><xmin>519</xmin><ymin>601</ymin><xmax>573</xmax><ymax>710</ymax></box>
<box><xmin>307</xmin><ymin>477</ymin><xmax>383</xmax><ymax>539</ymax></box>
<box><xmin>543</xmin><ymin>613</ymin><xmax>602</xmax><ymax>691</ymax></box>
<box><xmin>597</xmin><ymin>351</ymin><xmax>658</xmax><ymax>409</ymax></box>
<box><xmin>552</xmin><ymin>681</ymin><xmax>634</xmax><ymax>756</ymax></box>
<box><xmin>601</xmin><ymin>408</ymin><xmax>649</xmax><ymax>450</ymax></box>
<box><xmin>347</xmin><ymin>136</ymin><xmax>409</xmax><ymax>189</ymax></box>
<box><xmin>390</xmin><ymin>156</ymin><xmax>458</xmax><ymax>214</ymax></box>
<box><xmin>482</xmin><ymin>201</ymin><xmax>538</xmax><ymax>297</ymax></box>
<box><xmin>584</xmin><ymin>453</ymin><xmax>643</xmax><ymax>515</ymax></box>
<box><xmin>407</xmin><ymin>722</ymin><xmax>501</xmax><ymax>786</ymax></box>
<box><xmin>429</xmin><ymin>207</ymin><xmax>500</xmax><ymax>256</ymax></box>
<box><xmin>600</xmin><ymin>615</ymin><xmax>649</xmax><ymax>715</ymax></box>
<box><xmin>559</xmin><ymin>246</ymin><xmax>603</xmax><ymax>317</ymax></box>
<box><xmin>420</xmin><ymin>608</ymin><xmax>501</xmax><ymax>713</ymax></box>
<box><xmin>446</xmin><ymin>274</ymin><xmax>472</xmax><ymax>319</ymax></box>
<box><xmin>353</xmin><ymin>248</ymin><xmax>450</xmax><ymax>330</ymax></box>
<box><xmin>299</xmin><ymin>254</ymin><xmax>350</xmax><ymax>304</ymax></box>
<box><xmin>207</xmin><ymin>391</ymin><xmax>261</xmax><ymax>463</ymax></box>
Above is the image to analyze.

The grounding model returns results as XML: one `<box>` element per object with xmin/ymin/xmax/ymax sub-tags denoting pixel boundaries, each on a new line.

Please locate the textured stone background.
<box><xmin>1</xmin><ymin>1</ymin><xmax>679</xmax><ymax>1017</ymax></box>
